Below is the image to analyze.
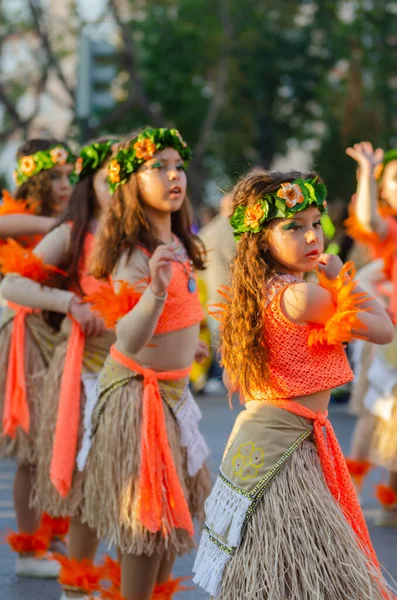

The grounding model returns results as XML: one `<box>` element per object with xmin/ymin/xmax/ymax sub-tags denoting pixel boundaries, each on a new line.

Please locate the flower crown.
<box><xmin>107</xmin><ymin>127</ymin><xmax>192</xmax><ymax>193</ymax></box>
<box><xmin>14</xmin><ymin>145</ymin><xmax>75</xmax><ymax>186</ymax></box>
<box><xmin>70</xmin><ymin>140</ymin><xmax>118</xmax><ymax>185</ymax></box>
<box><xmin>230</xmin><ymin>178</ymin><xmax>330</xmax><ymax>240</ymax></box>
<box><xmin>374</xmin><ymin>149</ymin><xmax>397</xmax><ymax>180</ymax></box>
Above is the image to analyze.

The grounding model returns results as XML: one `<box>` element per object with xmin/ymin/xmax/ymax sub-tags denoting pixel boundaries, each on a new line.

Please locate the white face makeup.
<box><xmin>265</xmin><ymin>206</ymin><xmax>324</xmax><ymax>276</ymax></box>
<box><xmin>49</xmin><ymin>163</ymin><xmax>74</xmax><ymax>215</ymax></box>
<box><xmin>93</xmin><ymin>164</ymin><xmax>112</xmax><ymax>213</ymax></box>
<box><xmin>136</xmin><ymin>147</ymin><xmax>187</xmax><ymax>215</ymax></box>
<box><xmin>381</xmin><ymin>161</ymin><xmax>397</xmax><ymax>210</ymax></box>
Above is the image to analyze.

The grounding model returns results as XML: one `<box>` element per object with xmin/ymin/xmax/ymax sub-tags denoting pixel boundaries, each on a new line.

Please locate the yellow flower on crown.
<box><xmin>108</xmin><ymin>159</ymin><xmax>121</xmax><ymax>184</ymax></box>
<box><xmin>133</xmin><ymin>138</ymin><xmax>157</xmax><ymax>161</ymax></box>
<box><xmin>74</xmin><ymin>157</ymin><xmax>83</xmax><ymax>175</ymax></box>
<box><xmin>277</xmin><ymin>182</ymin><xmax>304</xmax><ymax>208</ymax></box>
<box><xmin>20</xmin><ymin>156</ymin><xmax>37</xmax><ymax>176</ymax></box>
<box><xmin>244</xmin><ymin>203</ymin><xmax>265</xmax><ymax>230</ymax></box>
<box><xmin>50</xmin><ymin>147</ymin><xmax>69</xmax><ymax>165</ymax></box>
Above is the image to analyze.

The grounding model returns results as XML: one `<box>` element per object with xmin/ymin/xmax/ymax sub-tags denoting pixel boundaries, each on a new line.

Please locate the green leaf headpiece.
<box><xmin>107</xmin><ymin>127</ymin><xmax>192</xmax><ymax>193</ymax></box>
<box><xmin>14</xmin><ymin>145</ymin><xmax>75</xmax><ymax>186</ymax></box>
<box><xmin>70</xmin><ymin>140</ymin><xmax>118</xmax><ymax>185</ymax></box>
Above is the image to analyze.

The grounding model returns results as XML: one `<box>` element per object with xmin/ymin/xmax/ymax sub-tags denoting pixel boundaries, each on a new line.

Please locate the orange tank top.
<box><xmin>253</xmin><ymin>275</ymin><xmax>353</xmax><ymax>401</ymax></box>
<box><xmin>138</xmin><ymin>245</ymin><xmax>205</xmax><ymax>334</ymax></box>
<box><xmin>66</xmin><ymin>226</ymin><xmax>106</xmax><ymax>297</ymax></box>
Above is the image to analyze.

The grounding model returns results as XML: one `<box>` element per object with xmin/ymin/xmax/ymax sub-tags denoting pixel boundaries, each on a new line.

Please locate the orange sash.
<box><xmin>50</xmin><ymin>320</ymin><xmax>85</xmax><ymax>497</ymax></box>
<box><xmin>110</xmin><ymin>344</ymin><xmax>194</xmax><ymax>537</ymax></box>
<box><xmin>3</xmin><ymin>303</ymin><xmax>37</xmax><ymax>438</ymax></box>
<box><xmin>266</xmin><ymin>399</ymin><xmax>380</xmax><ymax>571</ymax></box>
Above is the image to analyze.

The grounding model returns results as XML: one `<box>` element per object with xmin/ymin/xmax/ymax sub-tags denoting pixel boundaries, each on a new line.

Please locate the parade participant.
<box><xmin>79</xmin><ymin>127</ymin><xmax>211</xmax><ymax>600</ymax></box>
<box><xmin>0</xmin><ymin>139</ymin><xmax>75</xmax><ymax>243</ymax></box>
<box><xmin>345</xmin><ymin>142</ymin><xmax>397</xmax><ymax>523</ymax></box>
<box><xmin>0</xmin><ymin>139</ymin><xmax>74</xmax><ymax>578</ymax></box>
<box><xmin>0</xmin><ymin>139</ymin><xmax>116</xmax><ymax>594</ymax></box>
<box><xmin>193</xmin><ymin>169</ymin><xmax>395</xmax><ymax>600</ymax></box>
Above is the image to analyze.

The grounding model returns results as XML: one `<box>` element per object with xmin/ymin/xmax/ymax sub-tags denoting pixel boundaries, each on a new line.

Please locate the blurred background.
<box><xmin>0</xmin><ymin>0</ymin><xmax>396</xmax><ymax>208</ymax></box>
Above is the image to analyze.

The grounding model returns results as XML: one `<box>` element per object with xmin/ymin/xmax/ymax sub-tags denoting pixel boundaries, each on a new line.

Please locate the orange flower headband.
<box><xmin>230</xmin><ymin>178</ymin><xmax>331</xmax><ymax>240</ymax></box>
<box><xmin>14</xmin><ymin>145</ymin><xmax>75</xmax><ymax>186</ymax></box>
<box><xmin>107</xmin><ymin>127</ymin><xmax>192</xmax><ymax>192</ymax></box>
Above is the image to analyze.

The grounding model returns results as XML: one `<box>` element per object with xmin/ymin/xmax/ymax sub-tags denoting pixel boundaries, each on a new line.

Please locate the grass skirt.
<box><xmin>371</xmin><ymin>397</ymin><xmax>397</xmax><ymax>471</ymax></box>
<box><xmin>0</xmin><ymin>319</ymin><xmax>47</xmax><ymax>465</ymax></box>
<box><xmin>32</xmin><ymin>341</ymin><xmax>86</xmax><ymax>517</ymax></box>
<box><xmin>81</xmin><ymin>378</ymin><xmax>211</xmax><ymax>556</ymax></box>
<box><xmin>217</xmin><ymin>440</ymin><xmax>394</xmax><ymax>600</ymax></box>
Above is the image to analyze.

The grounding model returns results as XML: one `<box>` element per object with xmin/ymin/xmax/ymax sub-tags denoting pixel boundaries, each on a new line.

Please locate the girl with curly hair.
<box><xmin>78</xmin><ymin>127</ymin><xmax>211</xmax><ymax>600</ymax></box>
<box><xmin>193</xmin><ymin>168</ymin><xmax>395</xmax><ymax>600</ymax></box>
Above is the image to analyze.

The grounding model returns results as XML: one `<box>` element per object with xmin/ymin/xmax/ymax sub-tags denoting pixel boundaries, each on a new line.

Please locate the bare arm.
<box><xmin>346</xmin><ymin>141</ymin><xmax>388</xmax><ymax>238</ymax></box>
<box><xmin>0</xmin><ymin>214</ymin><xmax>57</xmax><ymax>238</ymax></box>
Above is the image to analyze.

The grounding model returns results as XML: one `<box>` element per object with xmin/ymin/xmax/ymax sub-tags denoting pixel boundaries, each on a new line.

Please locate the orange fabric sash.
<box><xmin>110</xmin><ymin>344</ymin><xmax>194</xmax><ymax>537</ymax></box>
<box><xmin>266</xmin><ymin>399</ymin><xmax>380</xmax><ymax>571</ymax></box>
<box><xmin>3</xmin><ymin>303</ymin><xmax>36</xmax><ymax>438</ymax></box>
<box><xmin>50</xmin><ymin>319</ymin><xmax>85</xmax><ymax>497</ymax></box>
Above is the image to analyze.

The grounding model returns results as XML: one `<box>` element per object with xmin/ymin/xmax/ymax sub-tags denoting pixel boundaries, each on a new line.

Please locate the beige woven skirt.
<box><xmin>32</xmin><ymin>340</ymin><xmax>87</xmax><ymax>517</ymax></box>
<box><xmin>217</xmin><ymin>439</ymin><xmax>394</xmax><ymax>600</ymax></box>
<box><xmin>81</xmin><ymin>377</ymin><xmax>211</xmax><ymax>556</ymax></box>
<box><xmin>0</xmin><ymin>318</ymin><xmax>47</xmax><ymax>465</ymax></box>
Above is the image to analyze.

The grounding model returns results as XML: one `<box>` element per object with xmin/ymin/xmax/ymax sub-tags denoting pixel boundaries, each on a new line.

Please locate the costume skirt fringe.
<box><xmin>371</xmin><ymin>397</ymin><xmax>397</xmax><ymax>471</ymax></box>
<box><xmin>0</xmin><ymin>320</ymin><xmax>47</xmax><ymax>465</ymax></box>
<box><xmin>81</xmin><ymin>378</ymin><xmax>211</xmax><ymax>556</ymax></box>
<box><xmin>217</xmin><ymin>440</ymin><xmax>394</xmax><ymax>600</ymax></box>
<box><xmin>32</xmin><ymin>341</ymin><xmax>86</xmax><ymax>517</ymax></box>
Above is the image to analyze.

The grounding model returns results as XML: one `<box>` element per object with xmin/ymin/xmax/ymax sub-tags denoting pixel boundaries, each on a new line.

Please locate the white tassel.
<box><xmin>175</xmin><ymin>389</ymin><xmax>210</xmax><ymax>477</ymax></box>
<box><xmin>193</xmin><ymin>528</ymin><xmax>231</xmax><ymax>597</ymax></box>
<box><xmin>205</xmin><ymin>474</ymin><xmax>252</xmax><ymax>546</ymax></box>
<box><xmin>77</xmin><ymin>374</ymin><xmax>100</xmax><ymax>472</ymax></box>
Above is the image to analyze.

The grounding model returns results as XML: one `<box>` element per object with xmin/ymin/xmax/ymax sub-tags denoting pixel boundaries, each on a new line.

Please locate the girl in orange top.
<box><xmin>79</xmin><ymin>128</ymin><xmax>211</xmax><ymax>600</ymax></box>
<box><xmin>193</xmin><ymin>169</ymin><xmax>395</xmax><ymax>600</ymax></box>
<box><xmin>0</xmin><ymin>140</ymin><xmax>116</xmax><ymax>592</ymax></box>
<box><xmin>0</xmin><ymin>139</ymin><xmax>74</xmax><ymax>579</ymax></box>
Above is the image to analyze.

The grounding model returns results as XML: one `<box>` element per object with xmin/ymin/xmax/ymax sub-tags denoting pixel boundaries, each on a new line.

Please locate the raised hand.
<box><xmin>69</xmin><ymin>296</ymin><xmax>106</xmax><ymax>337</ymax></box>
<box><xmin>345</xmin><ymin>141</ymin><xmax>384</xmax><ymax>174</ymax></box>
<box><xmin>149</xmin><ymin>245</ymin><xmax>175</xmax><ymax>296</ymax></box>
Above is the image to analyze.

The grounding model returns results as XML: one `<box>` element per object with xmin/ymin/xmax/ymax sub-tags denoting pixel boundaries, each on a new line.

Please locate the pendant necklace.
<box><xmin>170</xmin><ymin>236</ymin><xmax>197</xmax><ymax>293</ymax></box>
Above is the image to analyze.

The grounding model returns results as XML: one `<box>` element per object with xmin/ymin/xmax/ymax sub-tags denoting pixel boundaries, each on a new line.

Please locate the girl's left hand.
<box><xmin>195</xmin><ymin>339</ymin><xmax>210</xmax><ymax>364</ymax></box>
<box><xmin>317</xmin><ymin>253</ymin><xmax>344</xmax><ymax>280</ymax></box>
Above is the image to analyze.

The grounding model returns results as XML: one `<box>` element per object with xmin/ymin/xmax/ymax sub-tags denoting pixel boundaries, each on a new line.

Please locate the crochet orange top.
<box><xmin>252</xmin><ymin>275</ymin><xmax>354</xmax><ymax>401</ymax></box>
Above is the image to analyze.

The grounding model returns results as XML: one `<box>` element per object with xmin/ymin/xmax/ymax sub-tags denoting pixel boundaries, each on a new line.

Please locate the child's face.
<box><xmin>49</xmin><ymin>163</ymin><xmax>73</xmax><ymax>215</ymax></box>
<box><xmin>265</xmin><ymin>205</ymin><xmax>324</xmax><ymax>275</ymax></box>
<box><xmin>136</xmin><ymin>147</ymin><xmax>187</xmax><ymax>215</ymax></box>
<box><xmin>380</xmin><ymin>160</ymin><xmax>397</xmax><ymax>210</ymax></box>
<box><xmin>93</xmin><ymin>164</ymin><xmax>112</xmax><ymax>213</ymax></box>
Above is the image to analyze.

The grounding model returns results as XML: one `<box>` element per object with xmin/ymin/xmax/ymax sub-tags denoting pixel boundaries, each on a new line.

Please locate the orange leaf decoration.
<box><xmin>55</xmin><ymin>554</ymin><xmax>105</xmax><ymax>593</ymax></box>
<box><xmin>345</xmin><ymin>459</ymin><xmax>372</xmax><ymax>489</ymax></box>
<box><xmin>0</xmin><ymin>239</ymin><xmax>66</xmax><ymax>281</ymax></box>
<box><xmin>308</xmin><ymin>261</ymin><xmax>369</xmax><ymax>346</ymax></box>
<box><xmin>40</xmin><ymin>513</ymin><xmax>70</xmax><ymax>539</ymax></box>
<box><xmin>0</xmin><ymin>190</ymin><xmax>38</xmax><ymax>216</ymax></box>
<box><xmin>84</xmin><ymin>278</ymin><xmax>146</xmax><ymax>329</ymax></box>
<box><xmin>7</xmin><ymin>530</ymin><xmax>49</xmax><ymax>556</ymax></box>
<box><xmin>152</xmin><ymin>577</ymin><xmax>192</xmax><ymax>599</ymax></box>
<box><xmin>375</xmin><ymin>484</ymin><xmax>397</xmax><ymax>507</ymax></box>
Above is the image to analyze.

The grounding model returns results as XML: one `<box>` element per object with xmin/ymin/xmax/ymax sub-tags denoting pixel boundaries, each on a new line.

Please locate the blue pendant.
<box><xmin>188</xmin><ymin>278</ymin><xmax>197</xmax><ymax>293</ymax></box>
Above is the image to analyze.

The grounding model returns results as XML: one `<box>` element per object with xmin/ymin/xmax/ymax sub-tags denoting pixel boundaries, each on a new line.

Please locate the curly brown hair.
<box><xmin>221</xmin><ymin>168</ymin><xmax>323</xmax><ymax>397</ymax></box>
<box><xmin>14</xmin><ymin>138</ymin><xmax>63</xmax><ymax>216</ymax></box>
<box><xmin>90</xmin><ymin>132</ymin><xmax>205</xmax><ymax>279</ymax></box>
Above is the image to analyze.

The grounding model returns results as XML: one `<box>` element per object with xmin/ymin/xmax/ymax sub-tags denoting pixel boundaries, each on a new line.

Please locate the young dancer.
<box><xmin>193</xmin><ymin>169</ymin><xmax>395</xmax><ymax>599</ymax></box>
<box><xmin>0</xmin><ymin>139</ymin><xmax>74</xmax><ymax>578</ymax></box>
<box><xmin>78</xmin><ymin>127</ymin><xmax>211</xmax><ymax>600</ymax></box>
<box><xmin>0</xmin><ymin>139</ymin><xmax>116</xmax><ymax>596</ymax></box>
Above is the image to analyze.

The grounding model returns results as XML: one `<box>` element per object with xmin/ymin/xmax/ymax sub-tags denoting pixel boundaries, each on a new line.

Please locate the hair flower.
<box><xmin>277</xmin><ymin>182</ymin><xmax>304</xmax><ymax>208</ymax></box>
<box><xmin>108</xmin><ymin>159</ymin><xmax>121</xmax><ymax>184</ymax></box>
<box><xmin>50</xmin><ymin>147</ymin><xmax>69</xmax><ymax>165</ymax></box>
<box><xmin>133</xmin><ymin>138</ymin><xmax>157</xmax><ymax>161</ymax></box>
<box><xmin>74</xmin><ymin>157</ymin><xmax>83</xmax><ymax>175</ymax></box>
<box><xmin>20</xmin><ymin>156</ymin><xmax>37</xmax><ymax>176</ymax></box>
<box><xmin>244</xmin><ymin>203</ymin><xmax>266</xmax><ymax>229</ymax></box>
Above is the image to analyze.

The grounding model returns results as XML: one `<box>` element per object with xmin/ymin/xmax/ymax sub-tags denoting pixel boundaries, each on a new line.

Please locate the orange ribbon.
<box><xmin>50</xmin><ymin>319</ymin><xmax>85</xmax><ymax>497</ymax></box>
<box><xmin>110</xmin><ymin>345</ymin><xmax>194</xmax><ymax>537</ymax></box>
<box><xmin>266</xmin><ymin>399</ymin><xmax>380</xmax><ymax>572</ymax></box>
<box><xmin>3</xmin><ymin>303</ymin><xmax>36</xmax><ymax>438</ymax></box>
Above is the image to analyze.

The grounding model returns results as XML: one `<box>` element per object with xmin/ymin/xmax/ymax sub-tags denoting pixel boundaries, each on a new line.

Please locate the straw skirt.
<box><xmin>216</xmin><ymin>439</ymin><xmax>393</xmax><ymax>600</ymax></box>
<box><xmin>81</xmin><ymin>378</ymin><xmax>211</xmax><ymax>556</ymax></box>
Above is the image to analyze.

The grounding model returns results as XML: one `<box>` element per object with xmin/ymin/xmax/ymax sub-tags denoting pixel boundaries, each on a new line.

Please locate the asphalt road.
<box><xmin>0</xmin><ymin>396</ymin><xmax>396</xmax><ymax>599</ymax></box>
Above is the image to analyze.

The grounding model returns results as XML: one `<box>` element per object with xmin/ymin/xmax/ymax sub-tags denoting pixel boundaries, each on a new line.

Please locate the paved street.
<box><xmin>0</xmin><ymin>395</ymin><xmax>396</xmax><ymax>599</ymax></box>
